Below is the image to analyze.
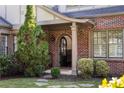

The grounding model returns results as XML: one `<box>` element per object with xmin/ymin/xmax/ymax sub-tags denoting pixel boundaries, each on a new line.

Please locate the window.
<box><xmin>93</xmin><ymin>32</ymin><xmax>107</xmax><ymax>57</ymax></box>
<box><xmin>109</xmin><ymin>31</ymin><xmax>123</xmax><ymax>57</ymax></box>
<box><xmin>0</xmin><ymin>35</ymin><xmax>8</xmax><ymax>54</ymax></box>
<box><xmin>93</xmin><ymin>30</ymin><xmax>123</xmax><ymax>58</ymax></box>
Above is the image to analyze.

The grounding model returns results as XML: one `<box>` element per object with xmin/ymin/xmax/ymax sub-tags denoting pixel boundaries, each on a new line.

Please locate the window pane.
<box><xmin>94</xmin><ymin>32</ymin><xmax>97</xmax><ymax>38</ymax></box>
<box><xmin>101</xmin><ymin>32</ymin><xmax>106</xmax><ymax>37</ymax></box>
<box><xmin>101</xmin><ymin>37</ymin><xmax>107</xmax><ymax>44</ymax></box>
<box><xmin>0</xmin><ymin>35</ymin><xmax>7</xmax><ymax>54</ymax></box>
<box><xmin>109</xmin><ymin>44</ymin><xmax>122</xmax><ymax>57</ymax></box>
<box><xmin>93</xmin><ymin>31</ymin><xmax>107</xmax><ymax>57</ymax></box>
<box><xmin>94</xmin><ymin>38</ymin><xmax>97</xmax><ymax>44</ymax></box>
<box><xmin>109</xmin><ymin>31</ymin><xmax>123</xmax><ymax>57</ymax></box>
<box><xmin>98</xmin><ymin>38</ymin><xmax>101</xmax><ymax>44</ymax></box>
<box><xmin>98</xmin><ymin>32</ymin><xmax>101</xmax><ymax>37</ymax></box>
<box><xmin>14</xmin><ymin>36</ymin><xmax>17</xmax><ymax>52</ymax></box>
<box><xmin>94</xmin><ymin>45</ymin><xmax>106</xmax><ymax>57</ymax></box>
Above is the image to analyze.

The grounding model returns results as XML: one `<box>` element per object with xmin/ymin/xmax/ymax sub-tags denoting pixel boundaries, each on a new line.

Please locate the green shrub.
<box><xmin>33</xmin><ymin>65</ymin><xmax>45</xmax><ymax>77</ymax></box>
<box><xmin>24</xmin><ymin>65</ymin><xmax>45</xmax><ymax>77</ymax></box>
<box><xmin>16</xmin><ymin>5</ymin><xmax>49</xmax><ymax>77</ymax></box>
<box><xmin>95</xmin><ymin>60</ymin><xmax>110</xmax><ymax>77</ymax></box>
<box><xmin>0</xmin><ymin>55</ymin><xmax>9</xmax><ymax>76</ymax></box>
<box><xmin>0</xmin><ymin>55</ymin><xmax>21</xmax><ymax>77</ymax></box>
<box><xmin>51</xmin><ymin>67</ymin><xmax>60</xmax><ymax>78</ymax></box>
<box><xmin>24</xmin><ymin>67</ymin><xmax>34</xmax><ymax>77</ymax></box>
<box><xmin>77</xmin><ymin>58</ymin><xmax>94</xmax><ymax>79</ymax></box>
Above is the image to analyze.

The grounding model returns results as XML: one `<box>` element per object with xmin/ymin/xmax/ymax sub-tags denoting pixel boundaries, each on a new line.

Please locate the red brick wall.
<box><xmin>44</xmin><ymin>15</ymin><xmax>124</xmax><ymax>76</ymax></box>
<box><xmin>95</xmin><ymin>15</ymin><xmax>124</xmax><ymax>76</ymax></box>
<box><xmin>107</xmin><ymin>60</ymin><xmax>124</xmax><ymax>76</ymax></box>
<box><xmin>95</xmin><ymin>15</ymin><xmax>124</xmax><ymax>30</ymax></box>
<box><xmin>77</xmin><ymin>24</ymin><xmax>91</xmax><ymax>58</ymax></box>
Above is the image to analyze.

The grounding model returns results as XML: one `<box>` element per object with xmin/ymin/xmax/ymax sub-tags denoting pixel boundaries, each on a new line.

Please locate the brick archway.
<box><xmin>56</xmin><ymin>34</ymin><xmax>72</xmax><ymax>67</ymax></box>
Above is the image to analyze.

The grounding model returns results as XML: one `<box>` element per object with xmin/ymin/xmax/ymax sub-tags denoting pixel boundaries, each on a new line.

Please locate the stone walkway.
<box><xmin>78</xmin><ymin>84</ymin><xmax>95</xmax><ymax>87</ymax></box>
<box><xmin>35</xmin><ymin>79</ymin><xmax>49</xmax><ymax>86</ymax></box>
<box><xmin>34</xmin><ymin>79</ymin><xmax>95</xmax><ymax>88</ymax></box>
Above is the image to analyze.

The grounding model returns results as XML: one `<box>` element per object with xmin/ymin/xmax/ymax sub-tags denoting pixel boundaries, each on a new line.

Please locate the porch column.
<box><xmin>7</xmin><ymin>34</ymin><xmax>14</xmax><ymax>55</ymax></box>
<box><xmin>71</xmin><ymin>22</ymin><xmax>78</xmax><ymax>75</ymax></box>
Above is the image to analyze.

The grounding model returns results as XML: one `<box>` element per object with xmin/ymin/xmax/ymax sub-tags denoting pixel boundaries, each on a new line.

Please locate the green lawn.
<box><xmin>0</xmin><ymin>78</ymin><xmax>38</xmax><ymax>88</ymax></box>
<box><xmin>0</xmin><ymin>78</ymin><xmax>101</xmax><ymax>88</ymax></box>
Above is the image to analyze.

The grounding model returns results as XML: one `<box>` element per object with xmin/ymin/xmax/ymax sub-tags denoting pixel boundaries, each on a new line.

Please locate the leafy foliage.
<box><xmin>77</xmin><ymin>58</ymin><xmax>94</xmax><ymax>79</ymax></box>
<box><xmin>99</xmin><ymin>75</ymin><xmax>124</xmax><ymax>88</ymax></box>
<box><xmin>16</xmin><ymin>5</ymin><xmax>49</xmax><ymax>77</ymax></box>
<box><xmin>95</xmin><ymin>60</ymin><xmax>110</xmax><ymax>77</ymax></box>
<box><xmin>51</xmin><ymin>67</ymin><xmax>60</xmax><ymax>78</ymax></box>
<box><xmin>0</xmin><ymin>55</ymin><xmax>21</xmax><ymax>77</ymax></box>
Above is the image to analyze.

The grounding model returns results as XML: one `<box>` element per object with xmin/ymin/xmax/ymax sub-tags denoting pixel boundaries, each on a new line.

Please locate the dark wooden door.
<box><xmin>60</xmin><ymin>37</ymin><xmax>67</xmax><ymax>67</ymax></box>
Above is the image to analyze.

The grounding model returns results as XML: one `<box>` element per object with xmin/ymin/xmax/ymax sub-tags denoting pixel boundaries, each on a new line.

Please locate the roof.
<box><xmin>62</xmin><ymin>6</ymin><xmax>124</xmax><ymax>18</ymax></box>
<box><xmin>0</xmin><ymin>16</ymin><xmax>12</xmax><ymax>28</ymax></box>
<box><xmin>37</xmin><ymin>6</ymin><xmax>94</xmax><ymax>25</ymax></box>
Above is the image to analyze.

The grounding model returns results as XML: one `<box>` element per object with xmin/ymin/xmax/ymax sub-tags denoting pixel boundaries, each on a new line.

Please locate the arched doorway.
<box><xmin>59</xmin><ymin>36</ymin><xmax>72</xmax><ymax>67</ymax></box>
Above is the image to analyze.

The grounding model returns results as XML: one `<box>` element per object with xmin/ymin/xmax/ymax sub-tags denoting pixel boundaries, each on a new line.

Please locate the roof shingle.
<box><xmin>0</xmin><ymin>16</ymin><xmax>12</xmax><ymax>28</ymax></box>
<box><xmin>62</xmin><ymin>6</ymin><xmax>124</xmax><ymax>18</ymax></box>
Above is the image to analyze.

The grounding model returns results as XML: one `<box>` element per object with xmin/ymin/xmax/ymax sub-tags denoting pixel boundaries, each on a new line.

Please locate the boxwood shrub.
<box><xmin>95</xmin><ymin>60</ymin><xmax>110</xmax><ymax>77</ymax></box>
<box><xmin>77</xmin><ymin>58</ymin><xmax>94</xmax><ymax>79</ymax></box>
<box><xmin>51</xmin><ymin>67</ymin><xmax>60</xmax><ymax>78</ymax></box>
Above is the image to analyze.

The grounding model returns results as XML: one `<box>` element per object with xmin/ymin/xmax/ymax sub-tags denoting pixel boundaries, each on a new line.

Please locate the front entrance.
<box><xmin>59</xmin><ymin>36</ymin><xmax>72</xmax><ymax>67</ymax></box>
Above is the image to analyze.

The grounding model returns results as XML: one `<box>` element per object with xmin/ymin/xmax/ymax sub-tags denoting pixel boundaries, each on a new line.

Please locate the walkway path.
<box><xmin>34</xmin><ymin>78</ymin><xmax>96</xmax><ymax>88</ymax></box>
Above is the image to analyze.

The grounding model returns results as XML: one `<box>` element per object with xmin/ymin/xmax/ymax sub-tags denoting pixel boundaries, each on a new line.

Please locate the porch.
<box><xmin>42</xmin><ymin>22</ymin><xmax>93</xmax><ymax>76</ymax></box>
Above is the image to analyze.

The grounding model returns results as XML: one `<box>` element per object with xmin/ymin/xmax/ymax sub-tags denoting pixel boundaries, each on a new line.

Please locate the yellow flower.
<box><xmin>99</xmin><ymin>75</ymin><xmax>124</xmax><ymax>88</ymax></box>
<box><xmin>101</xmin><ymin>78</ymin><xmax>108</xmax><ymax>87</ymax></box>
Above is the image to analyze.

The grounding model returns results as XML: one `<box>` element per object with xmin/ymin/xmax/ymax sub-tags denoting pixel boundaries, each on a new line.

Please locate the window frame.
<box><xmin>0</xmin><ymin>34</ymin><xmax>8</xmax><ymax>55</ymax></box>
<box><xmin>92</xmin><ymin>30</ymin><xmax>123</xmax><ymax>59</ymax></box>
<box><xmin>93</xmin><ymin>31</ymin><xmax>107</xmax><ymax>58</ymax></box>
<box><xmin>108</xmin><ymin>30</ymin><xmax>123</xmax><ymax>58</ymax></box>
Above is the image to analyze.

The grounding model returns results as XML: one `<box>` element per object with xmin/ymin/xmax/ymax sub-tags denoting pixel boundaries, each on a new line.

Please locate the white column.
<box><xmin>71</xmin><ymin>22</ymin><xmax>78</xmax><ymax>75</ymax></box>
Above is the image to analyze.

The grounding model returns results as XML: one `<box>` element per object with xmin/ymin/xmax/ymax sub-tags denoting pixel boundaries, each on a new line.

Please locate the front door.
<box><xmin>60</xmin><ymin>37</ymin><xmax>67</xmax><ymax>67</ymax></box>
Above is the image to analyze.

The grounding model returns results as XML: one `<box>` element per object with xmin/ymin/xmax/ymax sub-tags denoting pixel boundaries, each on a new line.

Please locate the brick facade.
<box><xmin>43</xmin><ymin>23</ymin><xmax>91</xmax><ymax>67</ymax></box>
<box><xmin>107</xmin><ymin>60</ymin><xmax>124</xmax><ymax>76</ymax></box>
<box><xmin>77</xmin><ymin>24</ymin><xmax>92</xmax><ymax>59</ymax></box>
<box><xmin>43</xmin><ymin>15</ymin><xmax>124</xmax><ymax>76</ymax></box>
<box><xmin>94</xmin><ymin>15</ymin><xmax>124</xmax><ymax>76</ymax></box>
<box><xmin>95</xmin><ymin>14</ymin><xmax>124</xmax><ymax>30</ymax></box>
<box><xmin>43</xmin><ymin>24</ymin><xmax>72</xmax><ymax>67</ymax></box>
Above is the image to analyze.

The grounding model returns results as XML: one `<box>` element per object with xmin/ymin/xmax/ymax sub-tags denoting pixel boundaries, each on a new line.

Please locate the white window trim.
<box><xmin>14</xmin><ymin>36</ymin><xmax>17</xmax><ymax>52</ymax></box>
<box><xmin>0</xmin><ymin>35</ymin><xmax>8</xmax><ymax>55</ymax></box>
<box><xmin>92</xmin><ymin>30</ymin><xmax>123</xmax><ymax>59</ymax></box>
<box><xmin>123</xmin><ymin>29</ymin><xmax>124</xmax><ymax>59</ymax></box>
<box><xmin>5</xmin><ymin>35</ymin><xmax>8</xmax><ymax>54</ymax></box>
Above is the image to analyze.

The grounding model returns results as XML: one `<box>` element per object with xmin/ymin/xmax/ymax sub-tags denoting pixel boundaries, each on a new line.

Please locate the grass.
<box><xmin>0</xmin><ymin>77</ymin><xmax>101</xmax><ymax>88</ymax></box>
<box><xmin>0</xmin><ymin>78</ymin><xmax>39</xmax><ymax>88</ymax></box>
